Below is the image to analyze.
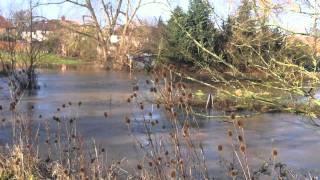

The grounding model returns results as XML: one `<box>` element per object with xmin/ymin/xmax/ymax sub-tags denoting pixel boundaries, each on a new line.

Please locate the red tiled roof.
<box><xmin>32</xmin><ymin>20</ymin><xmax>60</xmax><ymax>31</ymax></box>
<box><xmin>0</xmin><ymin>16</ymin><xmax>13</xmax><ymax>29</ymax></box>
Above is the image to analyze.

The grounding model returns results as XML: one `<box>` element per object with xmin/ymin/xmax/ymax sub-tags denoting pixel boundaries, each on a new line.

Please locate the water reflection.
<box><xmin>0</xmin><ymin>69</ymin><xmax>319</xmax><ymax>174</ymax></box>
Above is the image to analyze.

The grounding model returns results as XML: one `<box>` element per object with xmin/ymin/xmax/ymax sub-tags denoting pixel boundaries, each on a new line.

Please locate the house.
<box><xmin>20</xmin><ymin>16</ymin><xmax>78</xmax><ymax>42</ymax></box>
<box><xmin>0</xmin><ymin>15</ymin><xmax>13</xmax><ymax>35</ymax></box>
<box><xmin>0</xmin><ymin>16</ymin><xmax>21</xmax><ymax>51</ymax></box>
<box><xmin>21</xmin><ymin>19</ymin><xmax>60</xmax><ymax>42</ymax></box>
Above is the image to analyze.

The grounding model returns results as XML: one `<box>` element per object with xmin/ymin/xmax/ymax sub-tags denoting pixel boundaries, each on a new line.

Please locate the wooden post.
<box><xmin>206</xmin><ymin>93</ymin><xmax>213</xmax><ymax>109</ymax></box>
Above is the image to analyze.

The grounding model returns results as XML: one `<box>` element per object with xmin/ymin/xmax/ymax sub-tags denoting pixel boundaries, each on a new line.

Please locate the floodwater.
<box><xmin>0</xmin><ymin>68</ymin><xmax>320</xmax><ymax>176</ymax></box>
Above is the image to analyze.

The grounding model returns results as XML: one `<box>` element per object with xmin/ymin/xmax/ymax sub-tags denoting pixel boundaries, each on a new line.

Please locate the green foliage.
<box><xmin>40</xmin><ymin>54</ymin><xmax>83</xmax><ymax>65</ymax></box>
<box><xmin>165</xmin><ymin>1</ymin><xmax>217</xmax><ymax>65</ymax></box>
<box><xmin>165</xmin><ymin>6</ymin><xmax>187</xmax><ymax>63</ymax></box>
<box><xmin>0</xmin><ymin>34</ymin><xmax>16</xmax><ymax>42</ymax></box>
<box><xmin>285</xmin><ymin>39</ymin><xmax>314</xmax><ymax>70</ymax></box>
<box><xmin>184</xmin><ymin>0</ymin><xmax>216</xmax><ymax>64</ymax></box>
<box><xmin>0</xmin><ymin>51</ymin><xmax>82</xmax><ymax>65</ymax></box>
<box><xmin>43</xmin><ymin>34</ymin><xmax>61</xmax><ymax>54</ymax></box>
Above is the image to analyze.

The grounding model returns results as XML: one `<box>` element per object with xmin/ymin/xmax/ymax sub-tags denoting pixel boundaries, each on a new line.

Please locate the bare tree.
<box><xmin>40</xmin><ymin>0</ymin><xmax>147</xmax><ymax>68</ymax></box>
<box><xmin>2</xmin><ymin>0</ymin><xmax>47</xmax><ymax>90</ymax></box>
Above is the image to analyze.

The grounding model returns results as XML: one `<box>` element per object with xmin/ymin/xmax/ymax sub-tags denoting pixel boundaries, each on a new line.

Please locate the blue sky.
<box><xmin>0</xmin><ymin>0</ymin><xmax>314</xmax><ymax>33</ymax></box>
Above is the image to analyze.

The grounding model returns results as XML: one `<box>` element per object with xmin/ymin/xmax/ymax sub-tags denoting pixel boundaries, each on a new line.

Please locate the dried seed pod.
<box><xmin>272</xmin><ymin>149</ymin><xmax>278</xmax><ymax>157</ymax></box>
<box><xmin>230</xmin><ymin>170</ymin><xmax>238</xmax><ymax>177</ymax></box>
<box><xmin>125</xmin><ymin>116</ymin><xmax>131</xmax><ymax>124</ymax></box>
<box><xmin>137</xmin><ymin>164</ymin><xmax>142</xmax><ymax>170</ymax></box>
<box><xmin>237</xmin><ymin>119</ymin><xmax>243</xmax><ymax>127</ymax></box>
<box><xmin>163</xmin><ymin>72</ymin><xmax>167</xmax><ymax>78</ymax></box>
<box><xmin>171</xmin><ymin>170</ymin><xmax>176</xmax><ymax>178</ymax></box>
<box><xmin>240</xmin><ymin>144</ymin><xmax>246</xmax><ymax>153</ymax></box>
<box><xmin>238</xmin><ymin>135</ymin><xmax>243</xmax><ymax>142</ymax></box>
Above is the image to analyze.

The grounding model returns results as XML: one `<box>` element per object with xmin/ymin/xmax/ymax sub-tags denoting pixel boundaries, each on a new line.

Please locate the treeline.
<box><xmin>161</xmin><ymin>0</ymin><xmax>316</xmax><ymax>72</ymax></box>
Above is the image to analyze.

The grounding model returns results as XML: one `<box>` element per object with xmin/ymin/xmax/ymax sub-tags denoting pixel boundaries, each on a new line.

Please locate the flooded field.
<box><xmin>1</xmin><ymin>68</ymin><xmax>320</xmax><ymax>175</ymax></box>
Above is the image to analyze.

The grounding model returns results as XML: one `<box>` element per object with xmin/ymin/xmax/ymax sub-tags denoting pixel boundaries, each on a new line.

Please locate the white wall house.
<box><xmin>21</xmin><ymin>20</ymin><xmax>59</xmax><ymax>42</ymax></box>
<box><xmin>21</xmin><ymin>30</ymin><xmax>51</xmax><ymax>42</ymax></box>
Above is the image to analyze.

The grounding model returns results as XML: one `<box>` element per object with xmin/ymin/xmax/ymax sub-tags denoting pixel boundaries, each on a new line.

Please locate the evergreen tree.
<box><xmin>165</xmin><ymin>6</ymin><xmax>187</xmax><ymax>63</ymax></box>
<box><xmin>184</xmin><ymin>0</ymin><xmax>216</xmax><ymax>64</ymax></box>
<box><xmin>227</xmin><ymin>0</ymin><xmax>258</xmax><ymax>70</ymax></box>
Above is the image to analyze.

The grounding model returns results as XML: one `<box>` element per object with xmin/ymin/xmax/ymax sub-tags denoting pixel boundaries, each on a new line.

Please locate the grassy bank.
<box><xmin>0</xmin><ymin>51</ymin><xmax>83</xmax><ymax>66</ymax></box>
<box><xmin>152</xmin><ymin>62</ymin><xmax>320</xmax><ymax>120</ymax></box>
<box><xmin>39</xmin><ymin>54</ymin><xmax>83</xmax><ymax>66</ymax></box>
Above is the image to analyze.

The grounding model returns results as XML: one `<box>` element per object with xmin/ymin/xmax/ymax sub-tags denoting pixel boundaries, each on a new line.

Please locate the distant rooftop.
<box><xmin>0</xmin><ymin>15</ymin><xmax>13</xmax><ymax>29</ymax></box>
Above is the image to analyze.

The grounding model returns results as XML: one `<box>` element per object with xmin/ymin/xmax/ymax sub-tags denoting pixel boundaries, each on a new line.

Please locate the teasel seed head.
<box><xmin>238</xmin><ymin>135</ymin><xmax>243</xmax><ymax>142</ymax></box>
<box><xmin>237</xmin><ymin>119</ymin><xmax>243</xmax><ymax>127</ymax></box>
<box><xmin>228</xmin><ymin>129</ymin><xmax>233</xmax><ymax>137</ymax></box>
<box><xmin>272</xmin><ymin>148</ymin><xmax>278</xmax><ymax>157</ymax></box>
<box><xmin>137</xmin><ymin>164</ymin><xmax>142</xmax><ymax>170</ymax></box>
<box><xmin>171</xmin><ymin>170</ymin><xmax>176</xmax><ymax>178</ymax></box>
<box><xmin>240</xmin><ymin>144</ymin><xmax>246</xmax><ymax>153</ymax></box>
<box><xmin>230</xmin><ymin>170</ymin><xmax>238</xmax><ymax>177</ymax></box>
<box><xmin>125</xmin><ymin>116</ymin><xmax>131</xmax><ymax>124</ymax></box>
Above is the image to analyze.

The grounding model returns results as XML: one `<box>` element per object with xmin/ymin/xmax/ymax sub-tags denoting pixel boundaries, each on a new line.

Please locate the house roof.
<box><xmin>32</xmin><ymin>17</ymin><xmax>79</xmax><ymax>31</ymax></box>
<box><xmin>0</xmin><ymin>16</ymin><xmax>13</xmax><ymax>29</ymax></box>
<box><xmin>32</xmin><ymin>20</ymin><xmax>60</xmax><ymax>31</ymax></box>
